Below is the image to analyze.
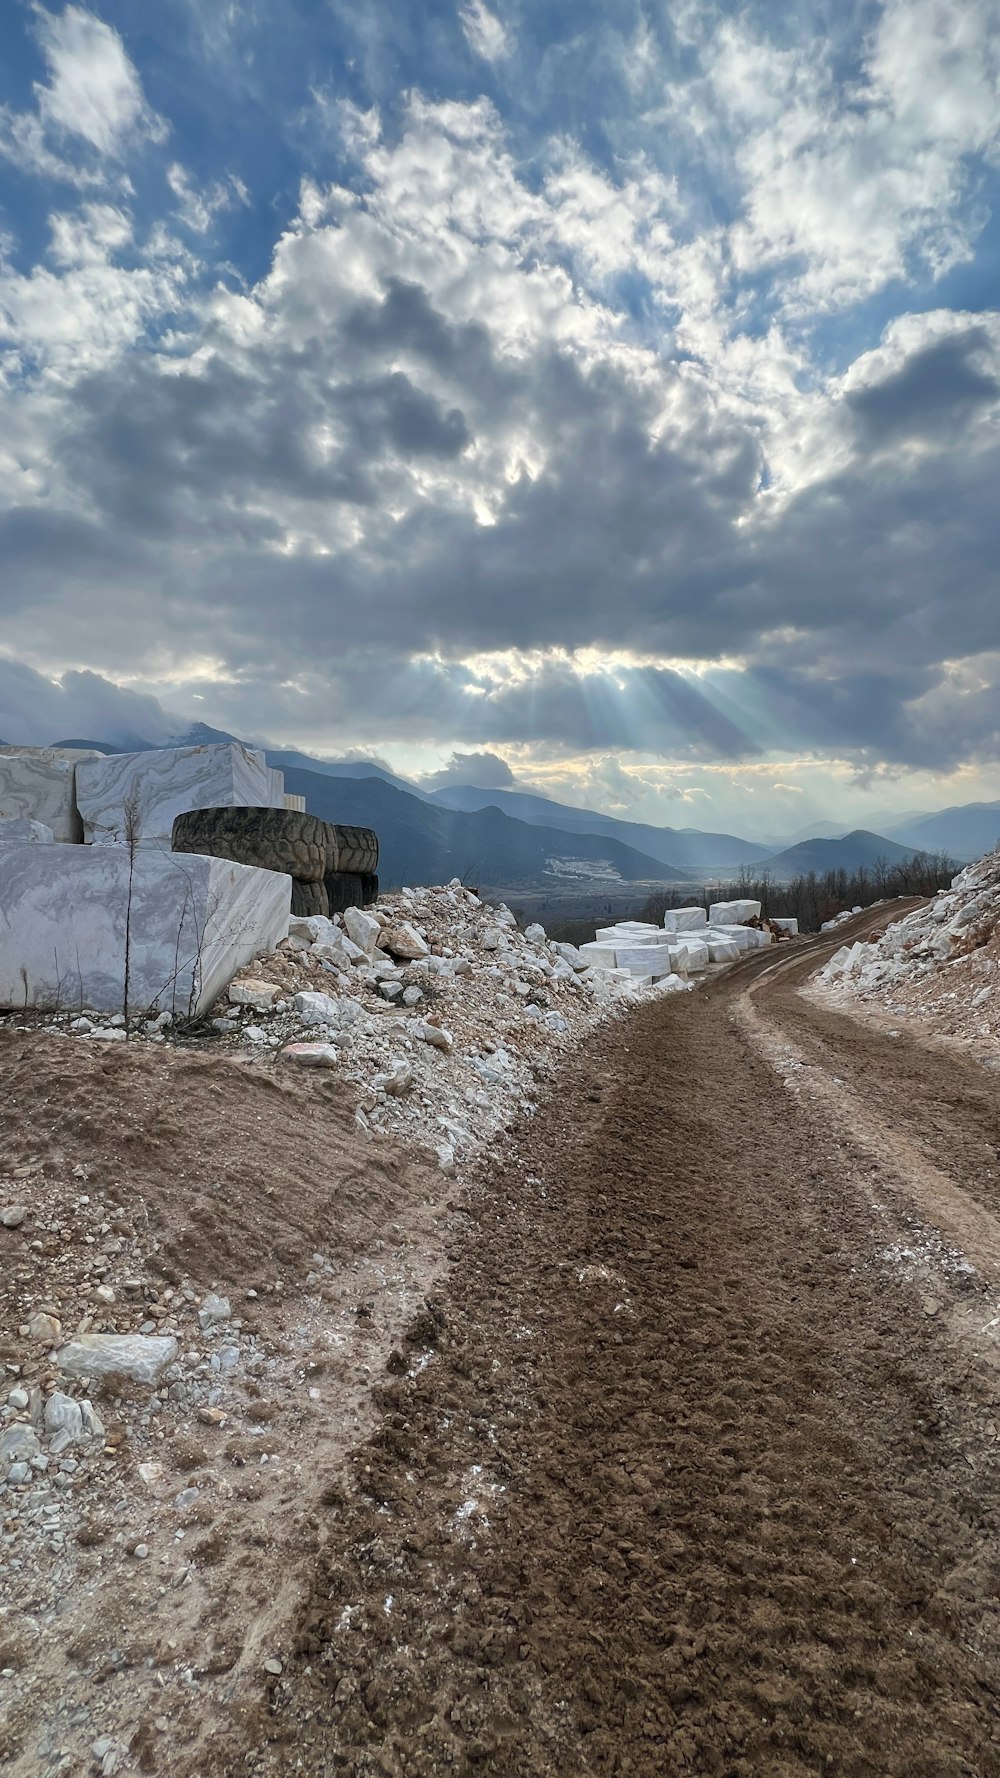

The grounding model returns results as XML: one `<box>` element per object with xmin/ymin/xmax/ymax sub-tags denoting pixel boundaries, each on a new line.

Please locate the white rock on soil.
<box><xmin>1</xmin><ymin>1205</ymin><xmax>26</xmax><ymax>1228</ymax></box>
<box><xmin>382</xmin><ymin>921</ymin><xmax>430</xmax><ymax>960</ymax></box>
<box><xmin>55</xmin><ymin>1333</ymin><xmax>179</xmax><ymax>1384</ymax></box>
<box><xmin>228</xmin><ymin>978</ymin><xmax>281</xmax><ymax>1012</ymax></box>
<box><xmin>343</xmin><ymin>907</ymin><xmax>381</xmax><ymax>957</ymax></box>
<box><xmin>198</xmin><ymin>1293</ymin><xmax>230</xmax><ymax>1329</ymax></box>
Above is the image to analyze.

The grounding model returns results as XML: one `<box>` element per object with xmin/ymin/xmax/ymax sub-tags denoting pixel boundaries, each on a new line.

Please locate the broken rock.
<box><xmin>55</xmin><ymin>1333</ymin><xmax>179</xmax><ymax>1385</ymax></box>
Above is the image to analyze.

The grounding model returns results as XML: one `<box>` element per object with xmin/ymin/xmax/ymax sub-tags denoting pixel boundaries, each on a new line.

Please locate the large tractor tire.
<box><xmin>171</xmin><ymin>807</ymin><xmax>328</xmax><ymax>882</ymax></box>
<box><xmin>324</xmin><ymin>871</ymin><xmax>364</xmax><ymax>915</ymax></box>
<box><xmin>324</xmin><ymin>824</ymin><xmax>379</xmax><ymax>876</ymax></box>
<box><xmin>291</xmin><ymin>879</ymin><xmax>329</xmax><ymax>918</ymax></box>
<box><xmin>360</xmin><ymin>872</ymin><xmax>379</xmax><ymax>906</ymax></box>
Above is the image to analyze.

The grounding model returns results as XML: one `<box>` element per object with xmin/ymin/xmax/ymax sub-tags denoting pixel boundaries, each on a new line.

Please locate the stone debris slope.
<box><xmin>216</xmin><ymin>883</ymin><xmax>697</xmax><ymax>1177</ymax></box>
<box><xmin>813</xmin><ymin>848</ymin><xmax>1000</xmax><ymax>1053</ymax></box>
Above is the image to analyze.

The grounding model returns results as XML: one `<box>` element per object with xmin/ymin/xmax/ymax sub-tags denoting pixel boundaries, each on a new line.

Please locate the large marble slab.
<box><xmin>267</xmin><ymin>767</ymin><xmax>285</xmax><ymax>806</ymax></box>
<box><xmin>0</xmin><ymin>844</ymin><xmax>291</xmax><ymax>1018</ymax></box>
<box><xmin>75</xmin><ymin>743</ymin><xmax>274</xmax><ymax>847</ymax></box>
<box><xmin>0</xmin><ymin>746</ymin><xmax>101</xmax><ymax>842</ymax></box>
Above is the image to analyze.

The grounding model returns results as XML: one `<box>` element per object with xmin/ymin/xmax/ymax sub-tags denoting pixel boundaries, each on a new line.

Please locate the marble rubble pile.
<box><xmin>576</xmin><ymin>900</ymin><xmax>785</xmax><ymax>984</ymax></box>
<box><xmin>203</xmin><ymin>884</ymin><xmax>702</xmax><ymax>1173</ymax></box>
<box><xmin>0</xmin><ymin>742</ymin><xmax>295</xmax><ymax>1017</ymax></box>
<box><xmin>813</xmin><ymin>849</ymin><xmax>1000</xmax><ymax>1051</ymax></box>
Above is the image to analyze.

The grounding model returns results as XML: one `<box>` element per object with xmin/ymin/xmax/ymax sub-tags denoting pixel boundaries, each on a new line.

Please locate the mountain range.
<box><xmin>5</xmin><ymin>723</ymin><xmax>995</xmax><ymax>889</ymax></box>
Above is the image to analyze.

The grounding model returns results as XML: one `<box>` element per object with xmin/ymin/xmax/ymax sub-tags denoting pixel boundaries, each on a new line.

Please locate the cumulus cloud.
<box><xmin>422</xmin><ymin>749</ymin><xmax>517</xmax><ymax>790</ymax></box>
<box><xmin>0</xmin><ymin>659</ymin><xmax>179</xmax><ymax>748</ymax></box>
<box><xmin>0</xmin><ymin>5</ymin><xmax>999</xmax><ymax>818</ymax></box>
<box><xmin>0</xmin><ymin>6</ymin><xmax>166</xmax><ymax>186</ymax></box>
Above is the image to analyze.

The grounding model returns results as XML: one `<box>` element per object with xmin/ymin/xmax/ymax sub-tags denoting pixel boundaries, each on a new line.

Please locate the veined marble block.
<box><xmin>0</xmin><ymin>817</ymin><xmax>54</xmax><ymax>845</ymax></box>
<box><xmin>661</xmin><ymin>907</ymin><xmax>708</xmax><ymax>932</ymax></box>
<box><xmin>75</xmin><ymin>743</ymin><xmax>273</xmax><ymax>847</ymax></box>
<box><xmin>0</xmin><ymin>844</ymin><xmax>291</xmax><ymax>1018</ymax></box>
<box><xmin>708</xmin><ymin>899</ymin><xmax>761</xmax><ymax>926</ymax></box>
<box><xmin>267</xmin><ymin>767</ymin><xmax>285</xmax><ymax>806</ymax></box>
<box><xmin>772</xmin><ymin>917</ymin><xmax>799</xmax><ymax>934</ymax></box>
<box><xmin>0</xmin><ymin>746</ymin><xmax>101</xmax><ymax>843</ymax></box>
<box><xmin>595</xmin><ymin>927</ymin><xmax>661</xmax><ymax>945</ymax></box>
<box><xmin>284</xmin><ymin>794</ymin><xmax>306</xmax><ymax>812</ymax></box>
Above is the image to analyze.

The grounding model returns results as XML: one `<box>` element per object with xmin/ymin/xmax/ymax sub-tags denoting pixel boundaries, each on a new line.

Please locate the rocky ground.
<box><xmin>811</xmin><ymin>847</ymin><xmax>1000</xmax><ymax>1063</ymax></box>
<box><xmin>3</xmin><ymin>896</ymin><xmax>1000</xmax><ymax>1775</ymax></box>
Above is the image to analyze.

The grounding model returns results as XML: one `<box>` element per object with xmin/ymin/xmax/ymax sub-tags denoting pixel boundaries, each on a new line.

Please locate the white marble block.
<box><xmin>267</xmin><ymin>767</ymin><xmax>285</xmax><ymax>806</ymax></box>
<box><xmin>772</xmin><ymin>917</ymin><xmax>799</xmax><ymax>934</ymax></box>
<box><xmin>75</xmin><ymin>743</ymin><xmax>273</xmax><ymax>847</ymax></box>
<box><xmin>578</xmin><ymin>941</ymin><xmax>619</xmax><ymax>968</ymax></box>
<box><xmin>0</xmin><ymin>844</ymin><xmax>291</xmax><ymax>1018</ymax></box>
<box><xmin>671</xmin><ymin>937</ymin><xmax>709</xmax><ymax>969</ymax></box>
<box><xmin>661</xmin><ymin>907</ymin><xmax>708</xmax><ymax>932</ymax></box>
<box><xmin>706</xmin><ymin>936</ymin><xmax>740</xmax><ymax>963</ymax></box>
<box><xmin>284</xmin><ymin>793</ymin><xmax>306</xmax><ymax>813</ymax></box>
<box><xmin>0</xmin><ymin>817</ymin><xmax>54</xmax><ymax>845</ymax></box>
<box><xmin>710</xmin><ymin>923</ymin><xmax>754</xmax><ymax>951</ymax></box>
<box><xmin>595</xmin><ymin>927</ymin><xmax>661</xmax><ymax>945</ymax></box>
<box><xmin>613</xmin><ymin>943</ymin><xmax>676</xmax><ymax>975</ymax></box>
<box><xmin>0</xmin><ymin>746</ymin><xmax>101</xmax><ymax>843</ymax></box>
<box><xmin>708</xmin><ymin>899</ymin><xmax>761</xmax><ymax>926</ymax></box>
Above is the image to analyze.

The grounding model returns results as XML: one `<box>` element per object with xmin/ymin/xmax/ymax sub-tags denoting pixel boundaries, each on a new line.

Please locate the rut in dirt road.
<box><xmin>218</xmin><ymin>917</ymin><xmax>1000</xmax><ymax>1778</ymax></box>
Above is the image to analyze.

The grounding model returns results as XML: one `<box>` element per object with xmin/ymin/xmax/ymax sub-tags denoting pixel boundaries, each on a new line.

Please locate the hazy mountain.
<box><xmin>429</xmin><ymin>783</ymin><xmax>770</xmax><ymax>870</ymax></box>
<box><xmin>281</xmin><ymin>767</ymin><xmax>695</xmax><ymax>888</ymax></box>
<box><xmin>759</xmin><ymin>829</ymin><xmax>936</xmax><ymax>878</ymax></box>
<box><xmin>885</xmin><ymin>800</ymin><xmax>1000</xmax><ymax>859</ymax></box>
<box><xmin>265</xmin><ymin>751</ymin><xmax>433</xmax><ymax>801</ymax></box>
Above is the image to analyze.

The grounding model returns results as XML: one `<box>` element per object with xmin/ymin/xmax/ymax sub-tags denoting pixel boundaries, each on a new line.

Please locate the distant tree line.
<box><xmin>634</xmin><ymin>851</ymin><xmax>958</xmax><ymax>934</ymax></box>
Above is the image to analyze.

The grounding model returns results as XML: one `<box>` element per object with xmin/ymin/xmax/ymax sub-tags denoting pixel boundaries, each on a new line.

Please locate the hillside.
<box><xmin>760</xmin><ymin>828</ymin><xmax>931</xmax><ymax>878</ymax></box>
<box><xmin>429</xmin><ymin>783</ymin><xmax>770</xmax><ymax>870</ymax></box>
<box><xmin>281</xmin><ymin>766</ymin><xmax>695</xmax><ymax>887</ymax></box>
<box><xmin>887</xmin><ymin>800</ymin><xmax>1000</xmax><ymax>860</ymax></box>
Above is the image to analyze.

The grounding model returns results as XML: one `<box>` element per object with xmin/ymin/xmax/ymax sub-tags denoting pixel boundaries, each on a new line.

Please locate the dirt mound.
<box><xmin>0</xmin><ymin>1030</ymin><xmax>448</xmax><ymax>1778</ymax></box>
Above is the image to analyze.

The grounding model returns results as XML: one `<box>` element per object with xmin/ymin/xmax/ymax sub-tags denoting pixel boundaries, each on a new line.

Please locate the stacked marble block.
<box><xmin>0</xmin><ymin>742</ymin><xmax>292</xmax><ymax>1017</ymax></box>
<box><xmin>579</xmin><ymin>901</ymin><xmax>775</xmax><ymax>983</ymax></box>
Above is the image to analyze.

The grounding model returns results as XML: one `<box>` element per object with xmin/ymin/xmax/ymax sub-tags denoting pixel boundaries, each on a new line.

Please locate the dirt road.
<box><xmin>204</xmin><ymin>912</ymin><xmax>1000</xmax><ymax>1773</ymax></box>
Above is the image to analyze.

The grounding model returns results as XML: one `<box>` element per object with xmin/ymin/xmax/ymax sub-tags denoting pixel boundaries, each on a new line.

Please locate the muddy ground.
<box><xmin>6</xmin><ymin>906</ymin><xmax>1000</xmax><ymax>1775</ymax></box>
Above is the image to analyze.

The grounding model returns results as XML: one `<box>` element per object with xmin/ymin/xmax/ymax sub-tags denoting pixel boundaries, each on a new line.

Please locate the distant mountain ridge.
<box><xmin>3</xmin><ymin>727</ymin><xmax>989</xmax><ymax>888</ymax></box>
<box><xmin>429</xmin><ymin>783</ymin><xmax>771</xmax><ymax>870</ymax></box>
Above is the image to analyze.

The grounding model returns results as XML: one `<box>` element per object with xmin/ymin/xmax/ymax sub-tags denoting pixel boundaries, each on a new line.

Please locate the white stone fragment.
<box><xmin>293</xmin><ymin>989</ymin><xmax>361</xmax><ymax>1027</ymax></box>
<box><xmin>76</xmin><ymin>742</ymin><xmax>272</xmax><ymax>847</ymax></box>
<box><xmin>382</xmin><ymin>921</ymin><xmax>430</xmax><ymax>960</ymax></box>
<box><xmin>0</xmin><ymin>845</ymin><xmax>291</xmax><ymax>1018</ymax></box>
<box><xmin>280</xmin><ymin>1042</ymin><xmax>342</xmax><ymax>1068</ymax></box>
<box><xmin>55</xmin><ymin>1333</ymin><xmax>179</xmax><ymax>1384</ymax></box>
<box><xmin>228</xmin><ymin>978</ymin><xmax>280</xmax><ymax>1012</ymax></box>
<box><xmin>343</xmin><ymin>907</ymin><xmax>381</xmax><ymax>957</ymax></box>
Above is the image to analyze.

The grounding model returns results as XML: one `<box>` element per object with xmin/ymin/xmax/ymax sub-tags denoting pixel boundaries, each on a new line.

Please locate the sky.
<box><xmin>1</xmin><ymin>0</ymin><xmax>999</xmax><ymax>839</ymax></box>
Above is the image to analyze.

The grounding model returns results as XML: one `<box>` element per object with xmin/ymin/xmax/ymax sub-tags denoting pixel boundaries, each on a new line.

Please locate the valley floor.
<box><xmin>4</xmin><ymin>907</ymin><xmax>1000</xmax><ymax>1776</ymax></box>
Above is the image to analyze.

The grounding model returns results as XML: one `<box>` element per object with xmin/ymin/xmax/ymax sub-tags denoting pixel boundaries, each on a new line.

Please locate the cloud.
<box><xmin>459</xmin><ymin>1</ymin><xmax>509</xmax><ymax>63</ymax></box>
<box><xmin>422</xmin><ymin>749</ymin><xmax>516</xmax><ymax>789</ymax></box>
<box><xmin>0</xmin><ymin>6</ymin><xmax>166</xmax><ymax>186</ymax></box>
<box><xmin>0</xmin><ymin>12</ymin><xmax>999</xmax><ymax>813</ymax></box>
<box><xmin>0</xmin><ymin>658</ymin><xmax>179</xmax><ymax>747</ymax></box>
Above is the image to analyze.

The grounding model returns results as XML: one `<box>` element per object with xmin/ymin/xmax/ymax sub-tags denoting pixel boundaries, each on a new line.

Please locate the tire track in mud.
<box><xmin>203</xmin><ymin>906</ymin><xmax>1000</xmax><ymax>1778</ymax></box>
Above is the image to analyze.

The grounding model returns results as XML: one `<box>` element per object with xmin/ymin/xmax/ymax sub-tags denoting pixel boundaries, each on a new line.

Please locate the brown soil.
<box><xmin>206</xmin><ymin>904</ymin><xmax>1000</xmax><ymax>1778</ymax></box>
<box><xmin>6</xmin><ymin>907</ymin><xmax>1000</xmax><ymax>1778</ymax></box>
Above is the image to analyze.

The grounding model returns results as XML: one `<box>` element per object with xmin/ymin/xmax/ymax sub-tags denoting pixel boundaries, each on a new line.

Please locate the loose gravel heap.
<box><xmin>812</xmin><ymin>850</ymin><xmax>1000</xmax><ymax>1055</ymax></box>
